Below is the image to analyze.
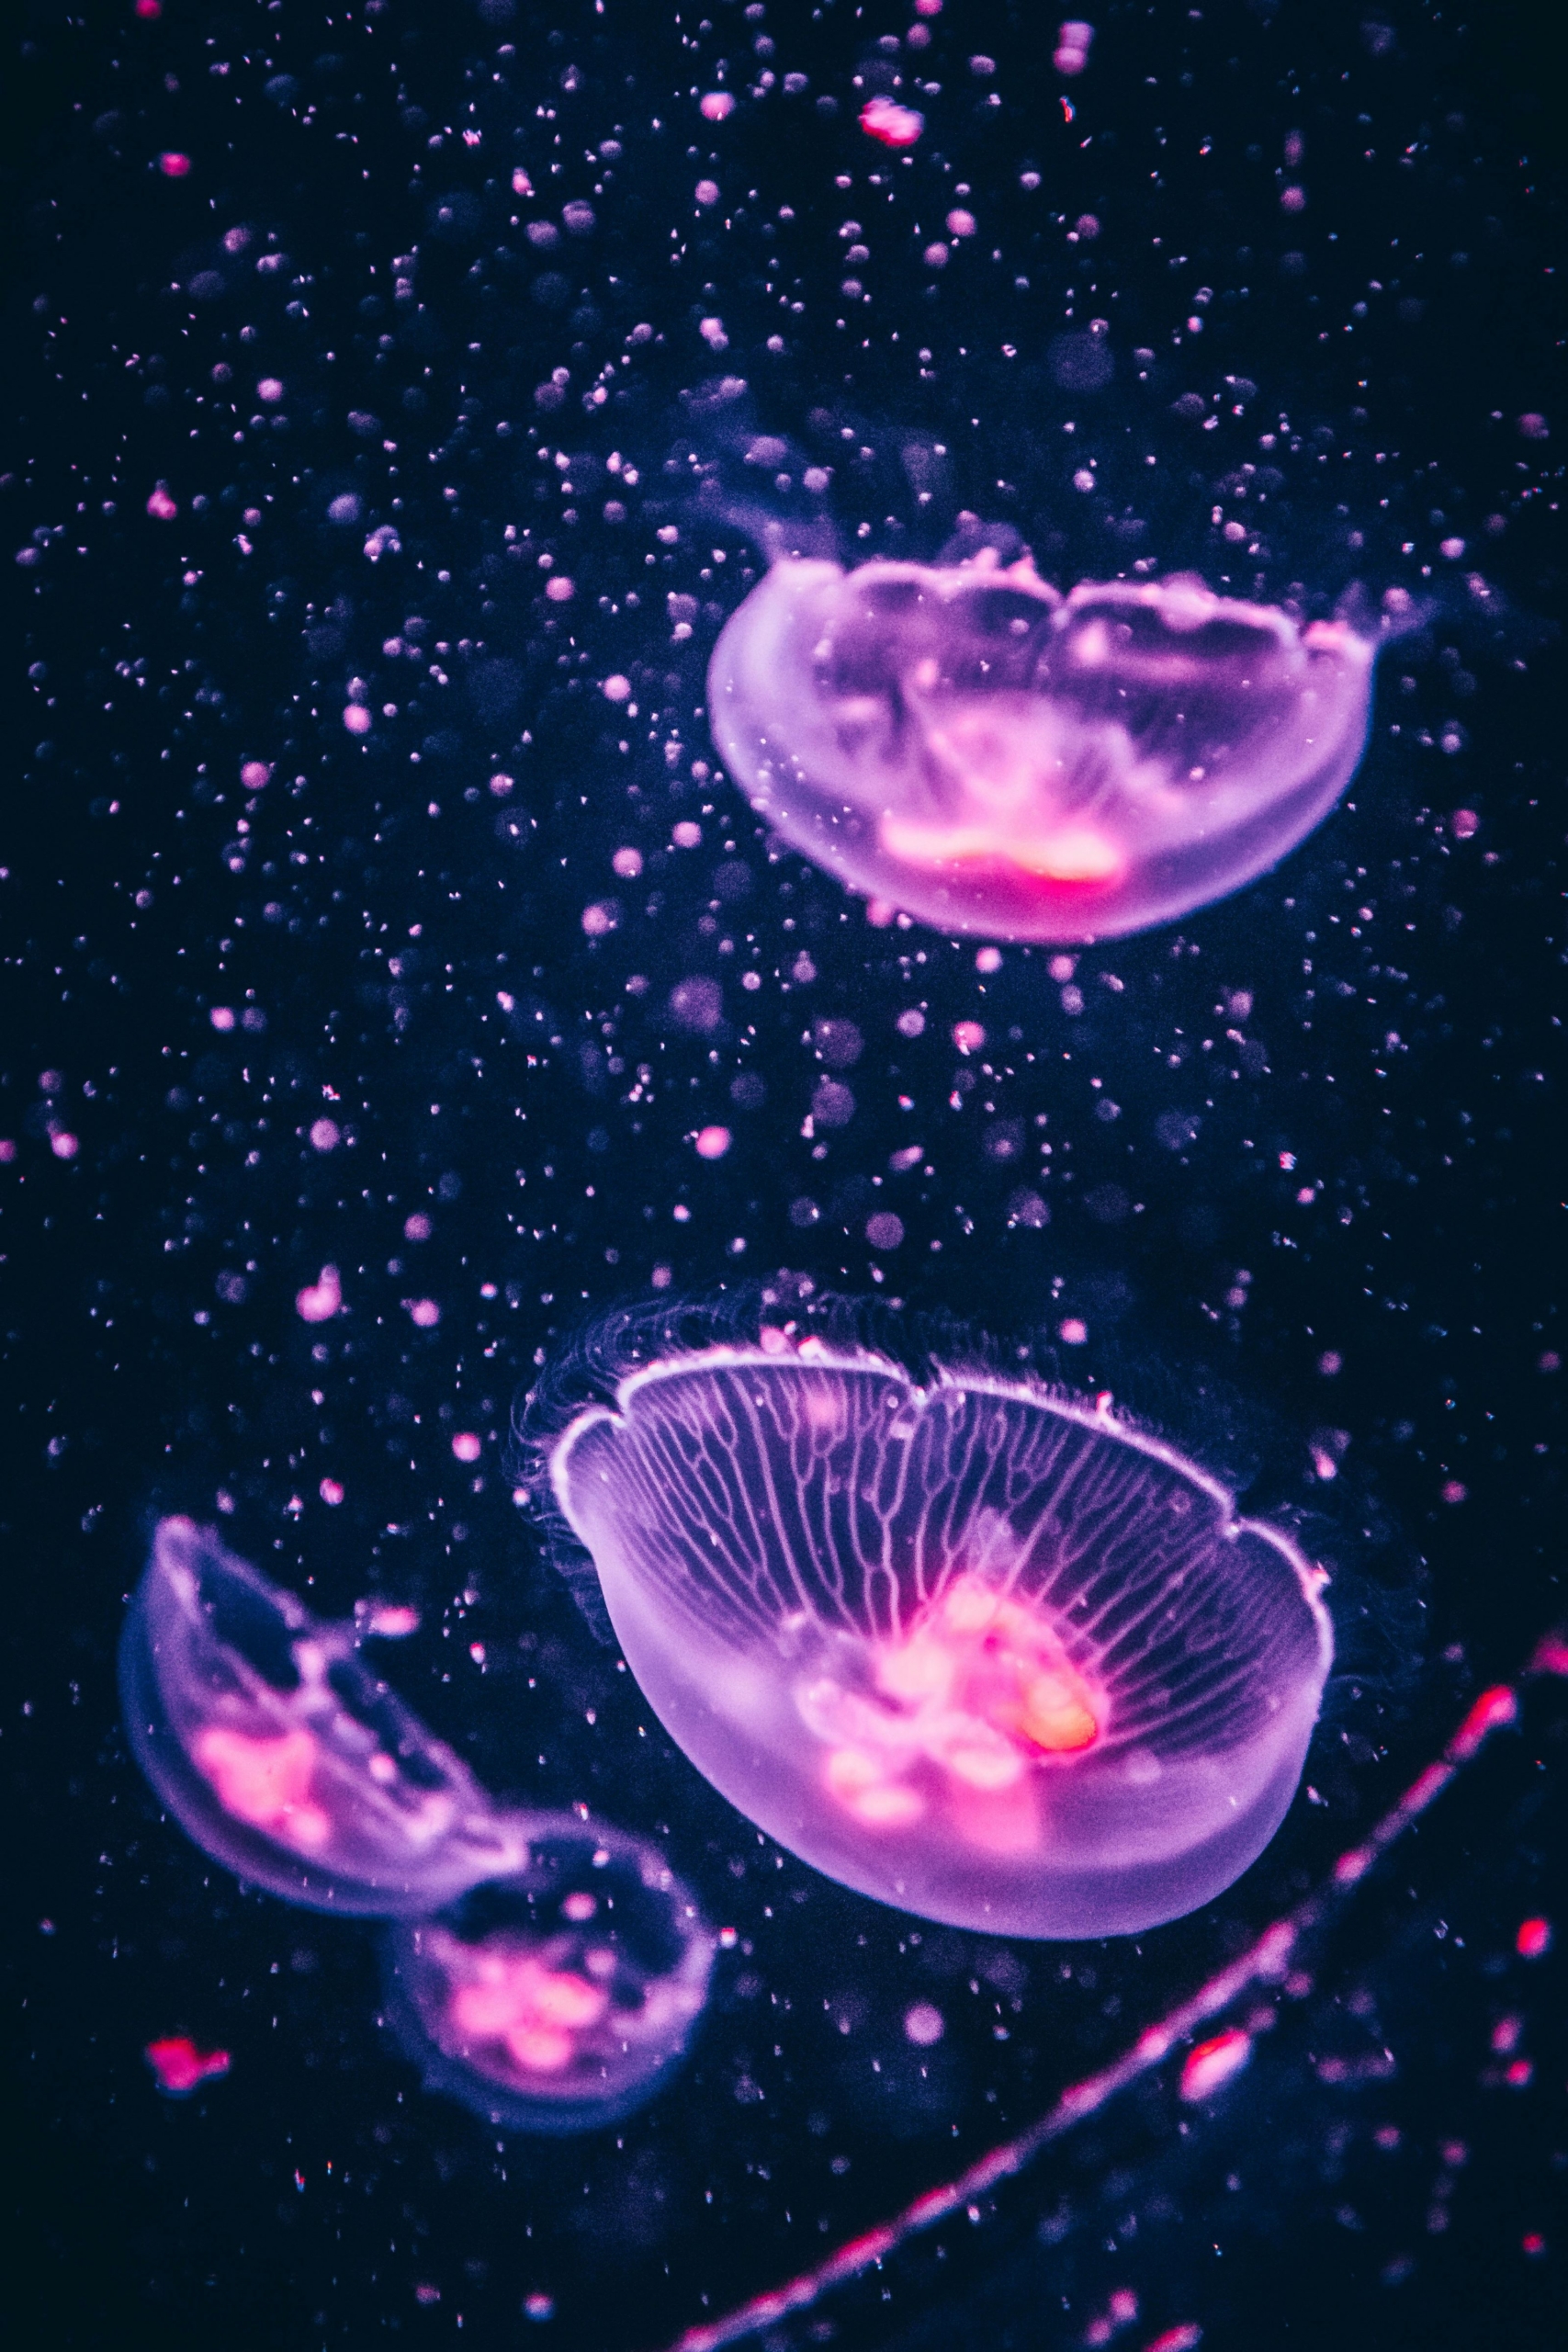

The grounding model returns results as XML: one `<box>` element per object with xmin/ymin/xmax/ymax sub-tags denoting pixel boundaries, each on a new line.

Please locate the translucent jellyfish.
<box><xmin>120</xmin><ymin>1518</ymin><xmax>524</xmax><ymax>1913</ymax></box>
<box><xmin>546</xmin><ymin>1346</ymin><xmax>1335</xmax><ymax>1939</ymax></box>
<box><xmin>381</xmin><ymin>1817</ymin><xmax>715</xmax><ymax>2132</ymax></box>
<box><xmin>706</xmin><ymin>557</ymin><xmax>1378</xmax><ymax>942</ymax></box>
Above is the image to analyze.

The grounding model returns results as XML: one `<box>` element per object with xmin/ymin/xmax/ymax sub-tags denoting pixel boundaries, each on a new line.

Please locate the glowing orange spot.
<box><xmin>194</xmin><ymin>1725</ymin><xmax>331</xmax><ymax>1850</ymax></box>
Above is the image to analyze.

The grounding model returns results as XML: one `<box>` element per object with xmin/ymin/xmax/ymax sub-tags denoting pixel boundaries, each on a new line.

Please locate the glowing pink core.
<box><xmin>194</xmin><ymin>1724</ymin><xmax>332</xmax><ymax>1850</ymax></box>
<box><xmin>449</xmin><ymin>1950</ymin><xmax>610</xmax><ymax>2074</ymax></box>
<box><xmin>802</xmin><ymin>1577</ymin><xmax>1100</xmax><ymax>1845</ymax></box>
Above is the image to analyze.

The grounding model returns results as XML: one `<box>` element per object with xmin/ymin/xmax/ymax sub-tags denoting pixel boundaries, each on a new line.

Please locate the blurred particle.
<box><xmin>295</xmin><ymin>1267</ymin><xmax>342</xmax><ymax>1324</ymax></box>
<box><xmin>1054</xmin><ymin>20</ymin><xmax>1094</xmax><ymax>74</ymax></box>
<box><xmin>145</xmin><ymin>2037</ymin><xmax>230</xmax><ymax>2096</ymax></box>
<box><xmin>903</xmin><ymin>2002</ymin><xmax>943</xmax><ymax>2046</ymax></box>
<box><xmin>694</xmin><ymin>1125</ymin><xmax>732</xmax><ymax>1160</ymax></box>
<box><xmin>452</xmin><ymin>1432</ymin><xmax>482</xmax><ymax>1464</ymax></box>
<box><xmin>145</xmin><ymin>485</ymin><xmax>178</xmax><ymax>520</ymax></box>
<box><xmin>309</xmin><ymin>1118</ymin><xmax>341</xmax><ymax>1153</ymax></box>
<box><xmin>1516</xmin><ymin>1917</ymin><xmax>1551</xmax><ymax>1958</ymax></box>
<box><xmin>1180</xmin><ymin>2029</ymin><xmax>1252</xmax><ymax>2101</ymax></box>
<box><xmin>158</xmin><ymin>152</ymin><xmax>191</xmax><ymax>178</ymax></box>
<box><xmin>860</xmin><ymin>97</ymin><xmax>924</xmax><ymax>148</ymax></box>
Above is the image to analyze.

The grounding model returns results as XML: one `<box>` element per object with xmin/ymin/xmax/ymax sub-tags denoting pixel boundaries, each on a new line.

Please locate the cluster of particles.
<box><xmin>121</xmin><ymin>1520</ymin><xmax>714</xmax><ymax>2129</ymax></box>
<box><xmin>709</xmin><ymin>557</ymin><xmax>1383</xmax><ymax>943</ymax></box>
<box><xmin>545</xmin><ymin>1337</ymin><xmax>1334</xmax><ymax>1939</ymax></box>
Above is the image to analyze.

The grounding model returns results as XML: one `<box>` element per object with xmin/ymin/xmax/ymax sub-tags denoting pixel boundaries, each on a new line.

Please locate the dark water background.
<box><xmin>3</xmin><ymin>1</ymin><xmax>1564</xmax><ymax>2345</ymax></box>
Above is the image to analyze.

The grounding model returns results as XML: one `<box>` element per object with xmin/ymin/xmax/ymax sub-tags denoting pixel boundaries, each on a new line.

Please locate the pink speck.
<box><xmin>975</xmin><ymin>946</ymin><xmax>1002</xmax><ymax>974</ymax></box>
<box><xmin>404</xmin><ymin>1297</ymin><xmax>440</xmax><ymax>1329</ymax></box>
<box><xmin>700</xmin><ymin>92</ymin><xmax>735</xmax><ymax>122</ymax></box>
<box><xmin>309</xmin><ymin>1118</ymin><xmax>341</xmax><ymax>1152</ymax></box>
<box><xmin>866</xmin><ymin>898</ymin><xmax>897</xmax><ymax>927</ymax></box>
<box><xmin>903</xmin><ymin>2002</ymin><xmax>944</xmax><ymax>2046</ymax></box>
<box><xmin>524</xmin><ymin>2294</ymin><xmax>556</xmax><ymax>2322</ymax></box>
<box><xmin>1180</xmin><ymin>2028</ymin><xmax>1251</xmax><ymax>2102</ymax></box>
<box><xmin>694</xmin><ymin>179</ymin><xmax>721</xmax><ymax>208</ymax></box>
<box><xmin>695</xmin><ymin>1125</ymin><xmax>732</xmax><ymax>1160</ymax></box>
<box><xmin>452</xmin><ymin>1431</ymin><xmax>482</xmax><ymax>1464</ymax></box>
<box><xmin>403</xmin><ymin>1213</ymin><xmax>432</xmax><ymax>1242</ymax></box>
<box><xmin>50</xmin><ymin>1131</ymin><xmax>79</xmax><ymax>1160</ymax></box>
<box><xmin>1145</xmin><ymin>2331</ymin><xmax>1203</xmax><ymax>2352</ymax></box>
<box><xmin>366</xmin><ymin>1602</ymin><xmax>419</xmax><ymax>1636</ymax></box>
<box><xmin>295</xmin><ymin>1266</ymin><xmax>343</xmax><ymax>1324</ymax></box>
<box><xmin>209</xmin><ymin>1006</ymin><xmax>236</xmax><ymax>1031</ymax></box>
<box><xmin>1317</xmin><ymin>1351</ymin><xmax>1343</xmax><ymax>1376</ymax></box>
<box><xmin>240</xmin><ymin>761</ymin><xmax>271</xmax><ymax>791</ymax></box>
<box><xmin>319</xmin><ymin>1477</ymin><xmax>345</xmax><ymax>1507</ymax></box>
<box><xmin>1517</xmin><ymin>413</ymin><xmax>1550</xmax><ymax>441</ymax></box>
<box><xmin>257</xmin><ymin>378</ymin><xmax>285</xmax><ymax>403</ymax></box>
<box><xmin>860</xmin><ymin>96</ymin><xmax>925</xmax><ymax>149</ymax></box>
<box><xmin>545</xmin><ymin>574</ymin><xmax>575</xmax><ymax>602</ymax></box>
<box><xmin>1059</xmin><ymin>1317</ymin><xmax>1089</xmax><ymax>1347</ymax></box>
<box><xmin>952</xmin><ymin>1021</ymin><xmax>985</xmax><ymax>1054</ymax></box>
<box><xmin>512</xmin><ymin>167</ymin><xmax>533</xmax><ymax>196</ymax></box>
<box><xmin>946</xmin><ymin>209</ymin><xmax>977</xmax><ymax>239</ymax></box>
<box><xmin>1441</xmin><ymin>1479</ymin><xmax>1468</xmax><ymax>1505</ymax></box>
<box><xmin>915</xmin><ymin>0</ymin><xmax>942</xmax><ymax>14</ymax></box>
<box><xmin>0</xmin><ymin>1140</ymin><xmax>16</xmax><ymax>1163</ymax></box>
<box><xmin>581</xmin><ymin>901</ymin><xmax>617</xmax><ymax>937</ymax></box>
<box><xmin>1516</xmin><ymin>1916</ymin><xmax>1551</xmax><ymax>1959</ymax></box>
<box><xmin>866</xmin><ymin>1212</ymin><xmax>905</xmax><ymax>1251</ymax></box>
<box><xmin>612</xmin><ymin>846</ymin><xmax>643</xmax><ymax>878</ymax></box>
<box><xmin>145</xmin><ymin>2036</ymin><xmax>230</xmax><ymax>2096</ymax></box>
<box><xmin>671</xmin><ymin>820</ymin><xmax>702</xmax><ymax>848</ymax></box>
<box><xmin>923</xmin><ymin>243</ymin><xmax>950</xmax><ymax>270</ymax></box>
<box><xmin>158</xmin><ymin>152</ymin><xmax>191</xmax><ymax>179</ymax></box>
<box><xmin>145</xmin><ymin>485</ymin><xmax>178</xmax><ymax>520</ymax></box>
<box><xmin>343</xmin><ymin>704</ymin><xmax>372</xmax><ymax>735</ymax></box>
<box><xmin>1450</xmin><ymin>808</ymin><xmax>1480</xmax><ymax>839</ymax></box>
<box><xmin>1280</xmin><ymin>185</ymin><xmax>1307</xmax><ymax>212</ymax></box>
<box><xmin>603</xmin><ymin>673</ymin><xmax>632</xmax><ymax>703</ymax></box>
<box><xmin>490</xmin><ymin>772</ymin><xmax>513</xmax><ymax>797</ymax></box>
<box><xmin>1522</xmin><ymin>2233</ymin><xmax>1547</xmax><ymax>2258</ymax></box>
<box><xmin>136</xmin><ymin>0</ymin><xmax>164</xmax><ymax>16</ymax></box>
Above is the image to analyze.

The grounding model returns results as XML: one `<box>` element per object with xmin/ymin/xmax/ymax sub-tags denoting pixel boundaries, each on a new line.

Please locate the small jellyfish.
<box><xmin>120</xmin><ymin>1518</ymin><xmax>524</xmax><ymax>1913</ymax></box>
<box><xmin>381</xmin><ymin>1817</ymin><xmax>714</xmax><ymax>2132</ymax></box>
<box><xmin>545</xmin><ymin>1344</ymin><xmax>1334</xmax><ymax>1939</ymax></box>
<box><xmin>707</xmin><ymin>557</ymin><xmax>1378</xmax><ymax>942</ymax></box>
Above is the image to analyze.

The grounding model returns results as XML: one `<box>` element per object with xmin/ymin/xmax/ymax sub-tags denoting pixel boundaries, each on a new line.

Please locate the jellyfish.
<box><xmin>545</xmin><ymin>1342</ymin><xmax>1335</xmax><ymax>1939</ymax></box>
<box><xmin>120</xmin><ymin>1517</ymin><xmax>525</xmax><ymax>1913</ymax></box>
<box><xmin>380</xmin><ymin>1817</ymin><xmax>715</xmax><ymax>2132</ymax></box>
<box><xmin>706</xmin><ymin>556</ymin><xmax>1379</xmax><ymax>943</ymax></box>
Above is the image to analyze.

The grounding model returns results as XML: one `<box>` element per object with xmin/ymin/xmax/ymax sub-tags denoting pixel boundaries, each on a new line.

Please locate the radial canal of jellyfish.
<box><xmin>120</xmin><ymin>1517</ymin><xmax>525</xmax><ymax>1914</ymax></box>
<box><xmin>380</xmin><ymin>1819</ymin><xmax>716</xmax><ymax>2133</ymax></box>
<box><xmin>545</xmin><ymin>1341</ymin><xmax>1336</xmax><ymax>1939</ymax></box>
<box><xmin>706</xmin><ymin>554</ymin><xmax>1382</xmax><ymax>944</ymax></box>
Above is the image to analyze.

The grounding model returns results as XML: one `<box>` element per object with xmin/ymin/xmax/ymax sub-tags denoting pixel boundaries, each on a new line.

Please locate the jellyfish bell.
<box><xmin>120</xmin><ymin>1518</ymin><xmax>523</xmax><ymax>1913</ymax></box>
<box><xmin>381</xmin><ymin>1816</ymin><xmax>715</xmax><ymax>2132</ymax></box>
<box><xmin>544</xmin><ymin>1343</ymin><xmax>1335</xmax><ymax>1939</ymax></box>
<box><xmin>706</xmin><ymin>554</ymin><xmax>1380</xmax><ymax>942</ymax></box>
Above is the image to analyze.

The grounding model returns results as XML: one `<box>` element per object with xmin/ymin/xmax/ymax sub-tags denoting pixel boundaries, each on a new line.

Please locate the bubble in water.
<box><xmin>544</xmin><ymin>1339</ymin><xmax>1334</xmax><ymax>1939</ymax></box>
<box><xmin>707</xmin><ymin>557</ymin><xmax>1379</xmax><ymax>943</ymax></box>
<box><xmin>119</xmin><ymin>1519</ymin><xmax>524</xmax><ymax>1913</ymax></box>
<box><xmin>381</xmin><ymin>1818</ymin><xmax>715</xmax><ymax>2133</ymax></box>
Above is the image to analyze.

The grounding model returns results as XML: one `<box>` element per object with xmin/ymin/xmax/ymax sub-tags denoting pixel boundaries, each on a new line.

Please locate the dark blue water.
<box><xmin>5</xmin><ymin>1</ymin><xmax>1563</xmax><ymax>2346</ymax></box>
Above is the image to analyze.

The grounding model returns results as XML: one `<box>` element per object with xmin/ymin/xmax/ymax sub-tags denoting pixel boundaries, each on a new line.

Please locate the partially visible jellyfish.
<box><xmin>545</xmin><ymin>1342</ymin><xmax>1334</xmax><ymax>1939</ymax></box>
<box><xmin>381</xmin><ymin>1817</ymin><xmax>715</xmax><ymax>2132</ymax></box>
<box><xmin>707</xmin><ymin>556</ymin><xmax>1380</xmax><ymax>942</ymax></box>
<box><xmin>120</xmin><ymin>1518</ymin><xmax>524</xmax><ymax>1913</ymax></box>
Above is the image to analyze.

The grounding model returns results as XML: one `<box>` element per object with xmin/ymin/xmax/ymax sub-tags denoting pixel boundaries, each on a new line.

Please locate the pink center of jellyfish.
<box><xmin>193</xmin><ymin>1725</ymin><xmax>332</xmax><ymax>1851</ymax></box>
<box><xmin>449</xmin><ymin>1950</ymin><xmax>610</xmax><ymax>2074</ymax></box>
<box><xmin>802</xmin><ymin>1577</ymin><xmax>1100</xmax><ymax>1851</ymax></box>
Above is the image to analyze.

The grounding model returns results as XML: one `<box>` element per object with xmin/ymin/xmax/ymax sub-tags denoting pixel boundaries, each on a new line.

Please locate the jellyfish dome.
<box><xmin>707</xmin><ymin>556</ymin><xmax>1378</xmax><ymax>943</ymax></box>
<box><xmin>381</xmin><ymin>1817</ymin><xmax>715</xmax><ymax>2132</ymax></box>
<box><xmin>120</xmin><ymin>1518</ymin><xmax>524</xmax><ymax>1914</ymax></box>
<box><xmin>547</xmin><ymin>1346</ymin><xmax>1334</xmax><ymax>1939</ymax></box>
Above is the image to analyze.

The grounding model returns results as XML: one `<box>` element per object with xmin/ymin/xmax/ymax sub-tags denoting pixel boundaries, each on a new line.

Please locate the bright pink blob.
<box><xmin>546</xmin><ymin>1338</ymin><xmax>1334</xmax><ymax>1939</ymax></box>
<box><xmin>707</xmin><ymin>557</ymin><xmax>1381</xmax><ymax>943</ymax></box>
<box><xmin>145</xmin><ymin>2035</ymin><xmax>231</xmax><ymax>2095</ymax></box>
<box><xmin>860</xmin><ymin>96</ymin><xmax>925</xmax><ymax>149</ymax></box>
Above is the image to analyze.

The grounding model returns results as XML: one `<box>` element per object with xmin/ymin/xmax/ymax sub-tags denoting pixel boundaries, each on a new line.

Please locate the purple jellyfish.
<box><xmin>120</xmin><ymin>1518</ymin><xmax>524</xmax><ymax>1913</ymax></box>
<box><xmin>381</xmin><ymin>1817</ymin><xmax>715</xmax><ymax>2132</ymax></box>
<box><xmin>546</xmin><ymin>1342</ymin><xmax>1335</xmax><ymax>1939</ymax></box>
<box><xmin>706</xmin><ymin>556</ymin><xmax>1379</xmax><ymax>942</ymax></box>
